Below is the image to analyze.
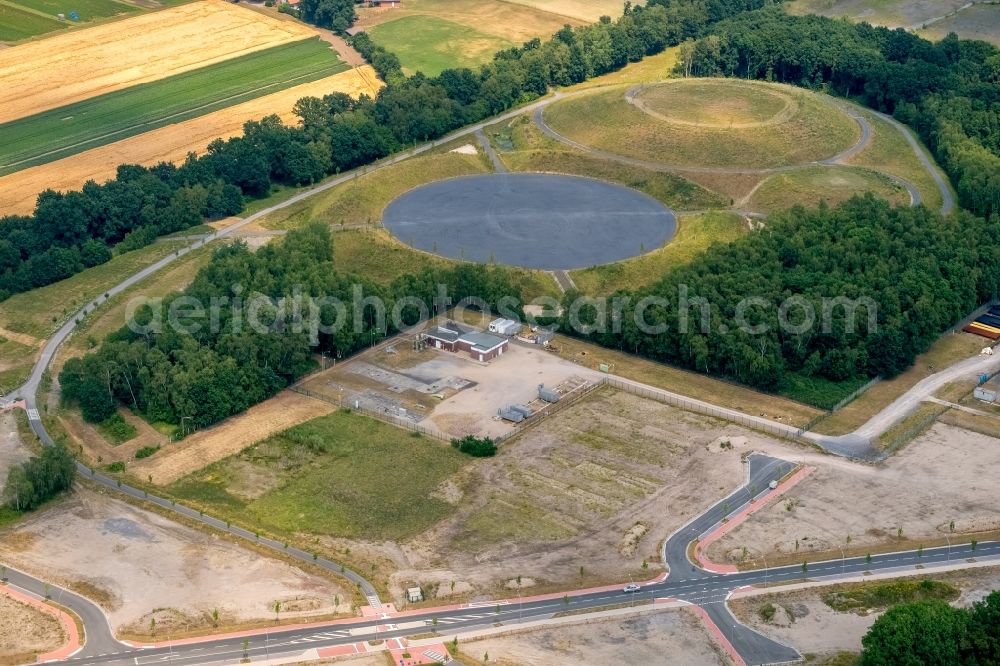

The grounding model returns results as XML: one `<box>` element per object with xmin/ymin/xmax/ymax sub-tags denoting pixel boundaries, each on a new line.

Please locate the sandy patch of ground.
<box><xmin>707</xmin><ymin>422</ymin><xmax>1000</xmax><ymax>566</ymax></box>
<box><xmin>389</xmin><ymin>387</ymin><xmax>781</xmax><ymax>600</ymax></box>
<box><xmin>58</xmin><ymin>407</ymin><xmax>168</xmax><ymax>468</ymax></box>
<box><xmin>459</xmin><ymin>608</ymin><xmax>727</xmax><ymax>665</ymax></box>
<box><xmin>450</xmin><ymin>144</ymin><xmax>478</xmax><ymax>155</ymax></box>
<box><xmin>137</xmin><ymin>391</ymin><xmax>336</xmax><ymax>485</ymax></box>
<box><xmin>0</xmin><ymin>66</ymin><xmax>382</xmax><ymax>214</ymax></box>
<box><xmin>729</xmin><ymin>566</ymin><xmax>1000</xmax><ymax>659</ymax></box>
<box><xmin>0</xmin><ymin>593</ymin><xmax>65</xmax><ymax>661</ymax></box>
<box><xmin>0</xmin><ymin>488</ymin><xmax>349</xmax><ymax>633</ymax></box>
<box><xmin>0</xmin><ymin>412</ymin><xmax>30</xmax><ymax>488</ymax></box>
<box><xmin>0</xmin><ymin>327</ymin><xmax>43</xmax><ymax>348</ymax></box>
<box><xmin>0</xmin><ymin>0</ymin><xmax>318</xmax><ymax>124</ymax></box>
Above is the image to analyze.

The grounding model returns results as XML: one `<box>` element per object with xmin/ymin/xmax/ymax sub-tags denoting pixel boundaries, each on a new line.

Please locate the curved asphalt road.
<box><xmin>14</xmin><ymin>452</ymin><xmax>997</xmax><ymax>666</ymax></box>
<box><xmin>0</xmin><ymin>81</ymin><xmax>972</xmax><ymax>663</ymax></box>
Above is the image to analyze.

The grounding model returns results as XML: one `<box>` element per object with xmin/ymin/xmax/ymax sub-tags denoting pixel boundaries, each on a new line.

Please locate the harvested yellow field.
<box><xmin>0</xmin><ymin>0</ymin><xmax>318</xmax><ymax>124</ymax></box>
<box><xmin>135</xmin><ymin>391</ymin><xmax>337</xmax><ymax>485</ymax></box>
<box><xmin>0</xmin><ymin>66</ymin><xmax>382</xmax><ymax>214</ymax></box>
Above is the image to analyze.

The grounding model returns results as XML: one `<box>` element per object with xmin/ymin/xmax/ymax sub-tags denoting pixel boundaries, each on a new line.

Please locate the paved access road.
<box><xmin>20</xmin><ymin>453</ymin><xmax>997</xmax><ymax>666</ymax></box>
<box><xmin>0</xmin><ymin>82</ymin><xmax>976</xmax><ymax>665</ymax></box>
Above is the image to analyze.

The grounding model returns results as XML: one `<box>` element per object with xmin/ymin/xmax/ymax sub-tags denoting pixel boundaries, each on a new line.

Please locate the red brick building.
<box><xmin>424</xmin><ymin>324</ymin><xmax>508</xmax><ymax>362</ymax></box>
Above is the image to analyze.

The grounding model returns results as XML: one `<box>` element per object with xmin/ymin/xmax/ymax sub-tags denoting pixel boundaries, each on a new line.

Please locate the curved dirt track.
<box><xmin>536</xmin><ymin>83</ymin><xmax>940</xmax><ymax>213</ymax></box>
<box><xmin>625</xmin><ymin>80</ymin><xmax>801</xmax><ymax>130</ymax></box>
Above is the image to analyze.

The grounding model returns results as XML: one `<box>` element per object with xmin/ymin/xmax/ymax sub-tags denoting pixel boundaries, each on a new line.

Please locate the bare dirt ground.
<box><xmin>59</xmin><ymin>408</ymin><xmax>168</xmax><ymax>468</ymax></box>
<box><xmin>0</xmin><ymin>66</ymin><xmax>382</xmax><ymax>214</ymax></box>
<box><xmin>387</xmin><ymin>387</ymin><xmax>780</xmax><ymax>601</ymax></box>
<box><xmin>0</xmin><ymin>0</ymin><xmax>317</xmax><ymax>124</ymax></box>
<box><xmin>138</xmin><ymin>391</ymin><xmax>336</xmax><ymax>485</ymax></box>
<box><xmin>0</xmin><ymin>488</ymin><xmax>350</xmax><ymax>635</ymax></box>
<box><xmin>729</xmin><ymin>566</ymin><xmax>1000</xmax><ymax>660</ymax></box>
<box><xmin>458</xmin><ymin>608</ymin><xmax>727</xmax><ymax>666</ymax></box>
<box><xmin>707</xmin><ymin>422</ymin><xmax>1000</xmax><ymax>567</ymax></box>
<box><xmin>0</xmin><ymin>412</ymin><xmax>30</xmax><ymax>488</ymax></box>
<box><xmin>0</xmin><ymin>593</ymin><xmax>64</xmax><ymax>662</ymax></box>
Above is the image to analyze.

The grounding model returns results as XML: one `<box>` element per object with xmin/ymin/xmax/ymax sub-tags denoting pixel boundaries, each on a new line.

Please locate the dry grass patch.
<box><xmin>498</xmin><ymin>0</ymin><xmax>627</xmax><ymax>22</ymax></box>
<box><xmin>567</xmin><ymin>47</ymin><xmax>680</xmax><ymax>91</ymax></box>
<box><xmin>355</xmin><ymin>0</ymin><xmax>577</xmax><ymax>44</ymax></box>
<box><xmin>747</xmin><ymin>166</ymin><xmax>909</xmax><ymax>213</ymax></box>
<box><xmin>0</xmin><ymin>593</ymin><xmax>65</xmax><ymax>663</ymax></box>
<box><xmin>920</xmin><ymin>4</ymin><xmax>1000</xmax><ymax>46</ymax></box>
<box><xmin>570</xmin><ymin>212</ymin><xmax>747</xmax><ymax>295</ymax></box>
<box><xmin>0</xmin><ymin>488</ymin><xmax>350</xmax><ymax>632</ymax></box>
<box><xmin>0</xmin><ymin>66</ymin><xmax>381</xmax><ymax>214</ymax></box>
<box><xmin>0</xmin><ymin>0</ymin><xmax>317</xmax><ymax>124</ymax></box>
<box><xmin>549</xmin><ymin>336</ymin><xmax>824</xmax><ymax>427</ymax></box>
<box><xmin>457</xmin><ymin>608</ymin><xmax>727</xmax><ymax>666</ymax></box>
<box><xmin>403</xmin><ymin>387</ymin><xmax>765</xmax><ymax>592</ymax></box>
<box><xmin>545</xmin><ymin>81</ymin><xmax>860</xmax><ymax>169</ymax></box>
<box><xmin>844</xmin><ymin>106</ymin><xmax>946</xmax><ymax>211</ymax></box>
<box><xmin>812</xmin><ymin>332</ymin><xmax>983</xmax><ymax>435</ymax></box>
<box><xmin>260</xmin><ymin>150</ymin><xmax>488</xmax><ymax>230</ymax></box>
<box><xmin>136</xmin><ymin>391</ymin><xmax>336</xmax><ymax>485</ymax></box>
<box><xmin>67</xmin><ymin>245</ymin><xmax>214</xmax><ymax>355</ymax></box>
<box><xmin>57</xmin><ymin>407</ymin><xmax>169</xmax><ymax>468</ymax></box>
<box><xmin>708</xmin><ymin>421</ymin><xmax>1000</xmax><ymax>567</ymax></box>
<box><xmin>491</xmin><ymin>115</ymin><xmax>726</xmax><ymax>210</ymax></box>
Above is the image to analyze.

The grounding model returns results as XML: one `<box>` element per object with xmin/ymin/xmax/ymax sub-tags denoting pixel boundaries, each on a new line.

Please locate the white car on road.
<box><xmin>623</xmin><ymin>583</ymin><xmax>641</xmax><ymax>593</ymax></box>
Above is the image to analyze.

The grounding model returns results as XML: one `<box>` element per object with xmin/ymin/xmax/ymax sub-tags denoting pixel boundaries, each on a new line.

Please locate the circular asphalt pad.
<box><xmin>382</xmin><ymin>174</ymin><xmax>677</xmax><ymax>270</ymax></box>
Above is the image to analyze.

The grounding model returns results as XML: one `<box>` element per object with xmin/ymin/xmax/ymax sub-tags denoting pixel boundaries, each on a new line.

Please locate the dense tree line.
<box><xmin>0</xmin><ymin>0</ymin><xmax>767</xmax><ymax>302</ymax></box>
<box><xmin>2</xmin><ymin>444</ymin><xmax>75</xmax><ymax>512</ymax></box>
<box><xmin>680</xmin><ymin>8</ymin><xmax>1000</xmax><ymax>219</ymax></box>
<box><xmin>60</xmin><ymin>225</ymin><xmax>523</xmax><ymax>430</ymax></box>
<box><xmin>860</xmin><ymin>592</ymin><xmax>999</xmax><ymax>665</ymax></box>
<box><xmin>297</xmin><ymin>0</ymin><xmax>355</xmax><ymax>33</ymax></box>
<box><xmin>561</xmin><ymin>196</ymin><xmax>1000</xmax><ymax>390</ymax></box>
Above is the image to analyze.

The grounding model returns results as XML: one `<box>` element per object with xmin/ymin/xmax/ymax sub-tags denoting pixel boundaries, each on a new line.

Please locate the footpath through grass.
<box><xmin>0</xmin><ymin>37</ymin><xmax>346</xmax><ymax>174</ymax></box>
<box><xmin>167</xmin><ymin>409</ymin><xmax>467</xmax><ymax>541</ymax></box>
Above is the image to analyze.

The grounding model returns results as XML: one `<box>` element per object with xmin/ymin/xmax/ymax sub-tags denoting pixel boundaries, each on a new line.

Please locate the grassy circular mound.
<box><xmin>747</xmin><ymin>166</ymin><xmax>910</xmax><ymax>214</ymax></box>
<box><xmin>544</xmin><ymin>80</ymin><xmax>860</xmax><ymax>169</ymax></box>
<box><xmin>632</xmin><ymin>79</ymin><xmax>795</xmax><ymax>128</ymax></box>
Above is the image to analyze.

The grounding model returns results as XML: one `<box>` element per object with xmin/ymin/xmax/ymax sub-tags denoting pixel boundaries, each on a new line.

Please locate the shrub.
<box><xmin>135</xmin><ymin>446</ymin><xmax>159</xmax><ymax>459</ymax></box>
<box><xmin>106</xmin><ymin>461</ymin><xmax>126</xmax><ymax>473</ymax></box>
<box><xmin>759</xmin><ymin>603</ymin><xmax>777</xmax><ymax>622</ymax></box>
<box><xmin>451</xmin><ymin>435</ymin><xmax>497</xmax><ymax>457</ymax></box>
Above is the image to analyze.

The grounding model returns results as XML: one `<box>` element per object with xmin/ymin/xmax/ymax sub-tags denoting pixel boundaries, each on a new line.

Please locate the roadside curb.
<box><xmin>0</xmin><ymin>583</ymin><xmax>82</xmax><ymax>661</ymax></box>
<box><xmin>693</xmin><ymin>466</ymin><xmax>814</xmax><ymax>574</ymax></box>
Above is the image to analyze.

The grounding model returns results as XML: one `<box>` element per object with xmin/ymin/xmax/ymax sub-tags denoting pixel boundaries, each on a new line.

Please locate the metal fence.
<box><xmin>602</xmin><ymin>376</ymin><xmax>809</xmax><ymax>443</ymax></box>
<box><xmin>830</xmin><ymin>376</ymin><xmax>881</xmax><ymax>413</ymax></box>
<box><xmin>290</xmin><ymin>386</ymin><xmax>453</xmax><ymax>441</ymax></box>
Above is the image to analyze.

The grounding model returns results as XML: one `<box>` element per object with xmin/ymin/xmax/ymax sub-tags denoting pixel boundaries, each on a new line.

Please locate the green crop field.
<box><xmin>11</xmin><ymin>0</ymin><xmax>138</xmax><ymax>21</ymax></box>
<box><xmin>367</xmin><ymin>15</ymin><xmax>513</xmax><ymax>75</ymax></box>
<box><xmin>168</xmin><ymin>410</ymin><xmax>467</xmax><ymax>541</ymax></box>
<box><xmin>0</xmin><ymin>3</ymin><xmax>65</xmax><ymax>40</ymax></box>
<box><xmin>544</xmin><ymin>81</ymin><xmax>860</xmax><ymax>169</ymax></box>
<box><xmin>0</xmin><ymin>37</ymin><xmax>346</xmax><ymax>175</ymax></box>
